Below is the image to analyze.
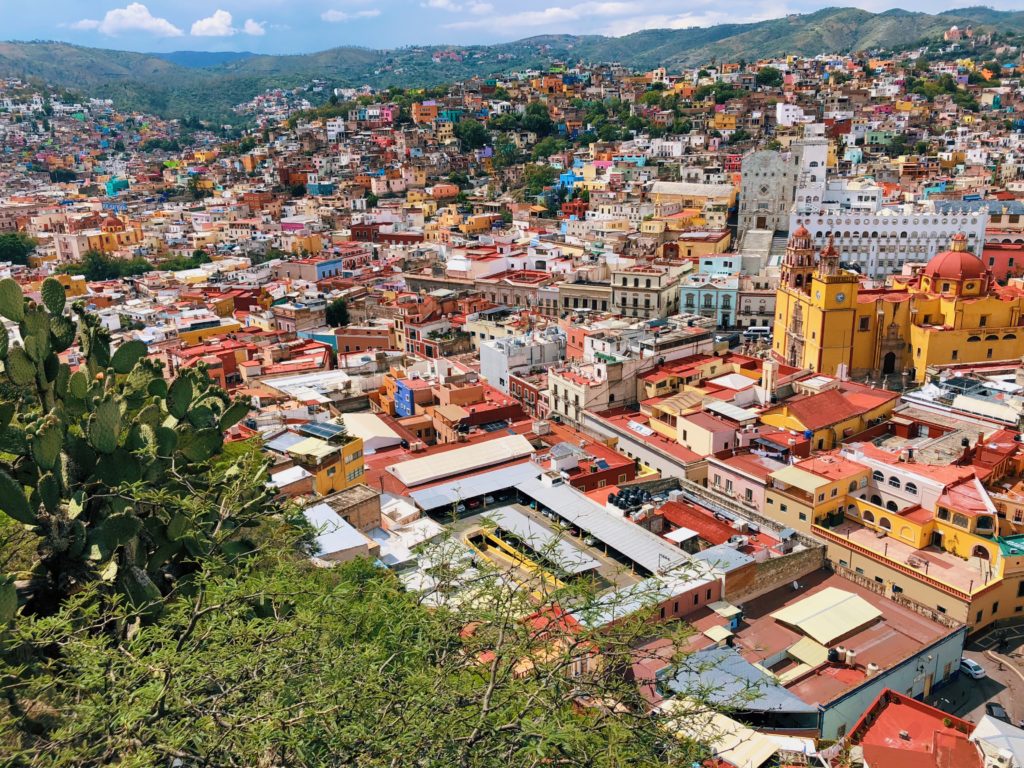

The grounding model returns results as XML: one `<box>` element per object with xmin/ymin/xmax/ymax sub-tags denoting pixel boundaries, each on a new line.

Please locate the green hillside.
<box><xmin>2</xmin><ymin>7</ymin><xmax>1023</xmax><ymax>120</ymax></box>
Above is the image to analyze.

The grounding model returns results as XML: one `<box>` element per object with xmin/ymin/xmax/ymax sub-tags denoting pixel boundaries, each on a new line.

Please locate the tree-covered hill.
<box><xmin>2</xmin><ymin>6</ymin><xmax>1023</xmax><ymax>120</ymax></box>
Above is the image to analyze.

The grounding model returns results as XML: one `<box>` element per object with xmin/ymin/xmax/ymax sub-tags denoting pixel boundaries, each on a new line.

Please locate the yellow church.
<box><xmin>773</xmin><ymin>228</ymin><xmax>1024</xmax><ymax>382</ymax></box>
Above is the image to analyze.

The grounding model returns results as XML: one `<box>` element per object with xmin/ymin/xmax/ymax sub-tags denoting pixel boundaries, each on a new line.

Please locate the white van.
<box><xmin>742</xmin><ymin>326</ymin><xmax>772</xmax><ymax>340</ymax></box>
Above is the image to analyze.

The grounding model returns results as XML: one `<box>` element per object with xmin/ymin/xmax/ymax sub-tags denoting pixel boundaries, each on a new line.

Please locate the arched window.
<box><xmin>1004</xmin><ymin>334</ymin><xmax>1017</xmax><ymax>341</ymax></box>
<box><xmin>972</xmin><ymin>545</ymin><xmax>990</xmax><ymax>561</ymax></box>
<box><xmin>879</xmin><ymin>517</ymin><xmax>892</xmax><ymax>529</ymax></box>
<box><xmin>900</xmin><ymin>526</ymin><xmax>912</xmax><ymax>540</ymax></box>
<box><xmin>871</xmin><ymin>494</ymin><xmax>882</xmax><ymax>505</ymax></box>
<box><xmin>872</xmin><ymin>470</ymin><xmax>884</xmax><ymax>482</ymax></box>
<box><xmin>848</xmin><ymin>481</ymin><xmax>858</xmax><ymax>492</ymax></box>
<box><xmin>886</xmin><ymin>501</ymin><xmax>899</xmax><ymax>512</ymax></box>
<box><xmin>905</xmin><ymin>483</ymin><xmax>918</xmax><ymax>495</ymax></box>
<box><xmin>863</xmin><ymin>510</ymin><xmax>875</xmax><ymax>523</ymax></box>
<box><xmin>968</xmin><ymin>335</ymin><xmax>981</xmax><ymax>342</ymax></box>
<box><xmin>985</xmin><ymin>334</ymin><xmax>999</xmax><ymax>341</ymax></box>
<box><xmin>848</xmin><ymin>504</ymin><xmax>857</xmax><ymax>513</ymax></box>
<box><xmin>888</xmin><ymin>476</ymin><xmax>901</xmax><ymax>489</ymax></box>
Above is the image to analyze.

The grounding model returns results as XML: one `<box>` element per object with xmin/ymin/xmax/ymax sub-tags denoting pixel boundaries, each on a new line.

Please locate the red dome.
<box><xmin>923</xmin><ymin>248</ymin><xmax>986</xmax><ymax>282</ymax></box>
<box><xmin>792</xmin><ymin>224</ymin><xmax>810</xmax><ymax>238</ymax></box>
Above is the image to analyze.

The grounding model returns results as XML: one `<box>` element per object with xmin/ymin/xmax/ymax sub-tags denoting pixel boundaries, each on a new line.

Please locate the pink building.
<box><xmin>706</xmin><ymin>450</ymin><xmax>788</xmax><ymax>511</ymax></box>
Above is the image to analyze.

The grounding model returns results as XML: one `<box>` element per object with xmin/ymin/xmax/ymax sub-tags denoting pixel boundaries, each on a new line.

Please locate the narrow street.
<box><xmin>927</xmin><ymin>624</ymin><xmax>1024</xmax><ymax>726</ymax></box>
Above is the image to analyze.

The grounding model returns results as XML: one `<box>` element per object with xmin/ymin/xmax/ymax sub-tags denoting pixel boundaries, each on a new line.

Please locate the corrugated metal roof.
<box><xmin>264</xmin><ymin>430</ymin><xmax>306</xmax><ymax>454</ymax></box>
<box><xmin>664</xmin><ymin>703</ymin><xmax>779</xmax><ymax>768</ymax></box>
<box><xmin>705</xmin><ymin>400</ymin><xmax>759</xmax><ymax>423</ymax></box>
<box><xmin>340</xmin><ymin>412</ymin><xmax>400</xmax><ymax>441</ymax></box>
<box><xmin>288</xmin><ymin>436</ymin><xmax>339</xmax><ymax>460</ymax></box>
<box><xmin>388</xmin><ymin>434</ymin><xmax>535</xmax><ymax>487</ymax></box>
<box><xmin>662</xmin><ymin>646</ymin><xmax>819</xmax><ymax>714</ymax></box>
<box><xmin>692</xmin><ymin>543</ymin><xmax>754</xmax><ymax>572</ymax></box>
<box><xmin>788</xmin><ymin>636</ymin><xmax>829</xmax><ymax>667</ymax></box>
<box><xmin>484</xmin><ymin>506</ymin><xmax>600</xmax><ymax>575</ymax></box>
<box><xmin>770</xmin><ymin>587</ymin><xmax>882</xmax><ymax>646</ymax></box>
<box><xmin>270</xmin><ymin>465</ymin><xmax>312</xmax><ymax>488</ymax></box>
<box><xmin>515</xmin><ymin>476</ymin><xmax>688</xmax><ymax>574</ymax></box>
<box><xmin>770</xmin><ymin>464</ymin><xmax>827</xmax><ymax>494</ymax></box>
<box><xmin>409</xmin><ymin>463</ymin><xmax>540</xmax><ymax>511</ymax></box>
<box><xmin>304</xmin><ymin>502</ymin><xmax>368</xmax><ymax>557</ymax></box>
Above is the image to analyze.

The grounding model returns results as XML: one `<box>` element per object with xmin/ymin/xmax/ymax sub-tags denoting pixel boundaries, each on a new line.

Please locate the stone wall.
<box><xmin>726</xmin><ymin>546</ymin><xmax>826</xmax><ymax>604</ymax></box>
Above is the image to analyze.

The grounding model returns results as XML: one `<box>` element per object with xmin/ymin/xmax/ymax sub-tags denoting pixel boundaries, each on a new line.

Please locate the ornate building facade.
<box><xmin>773</xmin><ymin>230</ymin><xmax>1024</xmax><ymax>382</ymax></box>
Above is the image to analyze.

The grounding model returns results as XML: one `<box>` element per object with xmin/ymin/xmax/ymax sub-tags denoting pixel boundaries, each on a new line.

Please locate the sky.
<box><xmin>5</xmin><ymin>1</ymin><xmax>1022</xmax><ymax>54</ymax></box>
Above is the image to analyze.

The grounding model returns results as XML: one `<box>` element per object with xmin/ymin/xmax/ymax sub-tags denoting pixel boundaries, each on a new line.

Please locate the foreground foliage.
<box><xmin>1</xmin><ymin>539</ymin><xmax>708</xmax><ymax>767</ymax></box>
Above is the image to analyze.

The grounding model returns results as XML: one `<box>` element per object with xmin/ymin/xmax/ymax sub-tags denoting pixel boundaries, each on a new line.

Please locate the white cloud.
<box><xmin>321</xmin><ymin>8</ymin><xmax>381</xmax><ymax>22</ymax></box>
<box><xmin>445</xmin><ymin>2</ymin><xmax>638</xmax><ymax>30</ymax></box>
<box><xmin>598</xmin><ymin>10</ymin><xmax>731</xmax><ymax>35</ymax></box>
<box><xmin>422</xmin><ymin>0</ymin><xmax>493</xmax><ymax>11</ymax></box>
<box><xmin>77</xmin><ymin>3</ymin><xmax>184</xmax><ymax>37</ymax></box>
<box><xmin>243</xmin><ymin>18</ymin><xmax>266</xmax><ymax>36</ymax></box>
<box><xmin>191</xmin><ymin>9</ymin><xmax>236</xmax><ymax>37</ymax></box>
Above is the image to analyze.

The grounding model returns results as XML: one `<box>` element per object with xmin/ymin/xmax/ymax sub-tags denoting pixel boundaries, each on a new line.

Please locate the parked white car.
<box><xmin>960</xmin><ymin>658</ymin><xmax>986</xmax><ymax>679</ymax></box>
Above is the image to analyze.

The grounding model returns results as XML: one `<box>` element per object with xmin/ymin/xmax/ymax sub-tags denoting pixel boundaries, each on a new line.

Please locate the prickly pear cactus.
<box><xmin>0</xmin><ymin>278</ymin><xmax>267</xmax><ymax>621</ymax></box>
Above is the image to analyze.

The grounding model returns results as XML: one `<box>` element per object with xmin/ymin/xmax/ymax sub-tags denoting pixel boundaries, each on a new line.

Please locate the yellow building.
<box><xmin>55</xmin><ymin>273</ymin><xmax>88</xmax><ymax>297</ymax></box>
<box><xmin>773</xmin><ymin>230</ymin><xmax>1024</xmax><ymax>382</ymax></box>
<box><xmin>177</xmin><ymin>319</ymin><xmax>242</xmax><ymax>346</ymax></box>
<box><xmin>761</xmin><ymin>447</ymin><xmax>1024</xmax><ymax>632</ymax></box>
<box><xmin>287</xmin><ymin>433</ymin><xmax>365</xmax><ymax>496</ymax></box>
<box><xmin>711</xmin><ymin>113</ymin><xmax>738</xmax><ymax>132</ymax></box>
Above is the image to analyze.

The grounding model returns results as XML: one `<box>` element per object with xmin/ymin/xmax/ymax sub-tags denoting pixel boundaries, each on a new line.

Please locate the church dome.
<box><xmin>792</xmin><ymin>224</ymin><xmax>810</xmax><ymax>238</ymax></box>
<box><xmin>923</xmin><ymin>233</ymin><xmax>986</xmax><ymax>282</ymax></box>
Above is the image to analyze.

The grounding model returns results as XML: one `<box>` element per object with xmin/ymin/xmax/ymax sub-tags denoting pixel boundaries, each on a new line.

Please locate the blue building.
<box><xmin>306</xmin><ymin>182</ymin><xmax>336</xmax><ymax>197</ymax></box>
<box><xmin>557</xmin><ymin>169</ymin><xmax>584</xmax><ymax>192</ymax></box>
<box><xmin>105</xmin><ymin>178</ymin><xmax>130</xmax><ymax>197</ymax></box>
<box><xmin>394</xmin><ymin>380</ymin><xmax>416</xmax><ymax>417</ymax></box>
<box><xmin>679</xmin><ymin>274</ymin><xmax>739</xmax><ymax>328</ymax></box>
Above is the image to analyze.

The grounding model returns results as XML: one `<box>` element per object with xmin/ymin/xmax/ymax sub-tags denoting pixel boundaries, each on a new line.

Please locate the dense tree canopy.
<box><xmin>326</xmin><ymin>297</ymin><xmax>350</xmax><ymax>327</ymax></box>
<box><xmin>59</xmin><ymin>250</ymin><xmax>154</xmax><ymax>281</ymax></box>
<box><xmin>755</xmin><ymin>66</ymin><xmax>784</xmax><ymax>88</ymax></box>
<box><xmin>0</xmin><ymin>232</ymin><xmax>37</xmax><ymax>266</ymax></box>
<box><xmin>455</xmin><ymin>118</ymin><xmax>489</xmax><ymax>150</ymax></box>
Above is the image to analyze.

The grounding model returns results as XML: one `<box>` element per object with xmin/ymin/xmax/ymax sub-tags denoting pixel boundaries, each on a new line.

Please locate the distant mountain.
<box><xmin>147</xmin><ymin>51</ymin><xmax>256</xmax><ymax>69</ymax></box>
<box><xmin>2</xmin><ymin>7</ymin><xmax>1023</xmax><ymax>120</ymax></box>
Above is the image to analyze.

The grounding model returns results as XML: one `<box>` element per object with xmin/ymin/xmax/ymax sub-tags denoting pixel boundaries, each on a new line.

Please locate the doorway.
<box><xmin>882</xmin><ymin>351</ymin><xmax>896</xmax><ymax>375</ymax></box>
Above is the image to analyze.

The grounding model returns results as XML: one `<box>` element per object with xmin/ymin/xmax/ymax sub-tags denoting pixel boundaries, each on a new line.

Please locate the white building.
<box><xmin>479</xmin><ymin>328</ymin><xmax>566</xmax><ymax>394</ymax></box>
<box><xmin>791</xmin><ymin>191</ymin><xmax>988</xmax><ymax>276</ymax></box>
<box><xmin>775</xmin><ymin>103</ymin><xmax>814</xmax><ymax>127</ymax></box>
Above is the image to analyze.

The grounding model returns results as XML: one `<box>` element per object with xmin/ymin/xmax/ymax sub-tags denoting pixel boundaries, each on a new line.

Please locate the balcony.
<box><xmin>813</xmin><ymin>520</ymin><xmax>993</xmax><ymax>598</ymax></box>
